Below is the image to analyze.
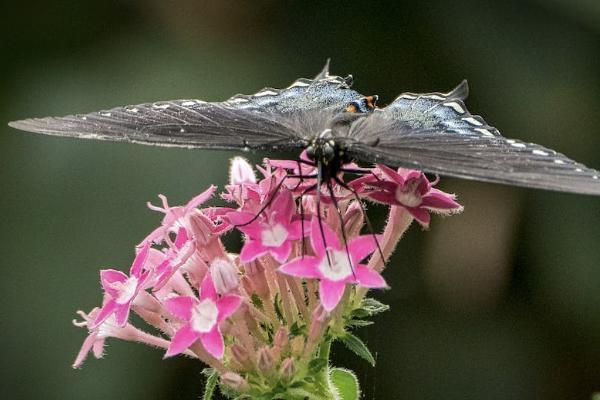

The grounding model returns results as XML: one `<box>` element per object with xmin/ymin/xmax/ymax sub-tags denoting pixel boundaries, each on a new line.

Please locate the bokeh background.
<box><xmin>1</xmin><ymin>1</ymin><xmax>599</xmax><ymax>399</ymax></box>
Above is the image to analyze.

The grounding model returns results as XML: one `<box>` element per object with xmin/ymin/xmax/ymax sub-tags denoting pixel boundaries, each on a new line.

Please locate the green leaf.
<box><xmin>347</xmin><ymin>319</ymin><xmax>374</xmax><ymax>328</ymax></box>
<box><xmin>353</xmin><ymin>298</ymin><xmax>389</xmax><ymax>317</ymax></box>
<box><xmin>330</xmin><ymin>368</ymin><xmax>360</xmax><ymax>400</ymax></box>
<box><xmin>202</xmin><ymin>368</ymin><xmax>219</xmax><ymax>400</ymax></box>
<box><xmin>339</xmin><ymin>333</ymin><xmax>375</xmax><ymax>366</ymax></box>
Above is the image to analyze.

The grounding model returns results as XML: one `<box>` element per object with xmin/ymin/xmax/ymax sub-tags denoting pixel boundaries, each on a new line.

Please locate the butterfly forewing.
<box><xmin>8</xmin><ymin>68</ymin><xmax>362</xmax><ymax>152</ymax></box>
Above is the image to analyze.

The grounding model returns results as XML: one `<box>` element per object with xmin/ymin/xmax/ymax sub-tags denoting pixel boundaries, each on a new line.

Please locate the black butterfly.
<box><xmin>8</xmin><ymin>61</ymin><xmax>600</xmax><ymax>196</ymax></box>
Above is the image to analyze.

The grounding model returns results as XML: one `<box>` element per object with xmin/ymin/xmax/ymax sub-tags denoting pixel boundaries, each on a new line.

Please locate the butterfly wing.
<box><xmin>9</xmin><ymin>65</ymin><xmax>361</xmax><ymax>152</ymax></box>
<box><xmin>343</xmin><ymin>81</ymin><xmax>600</xmax><ymax>195</ymax></box>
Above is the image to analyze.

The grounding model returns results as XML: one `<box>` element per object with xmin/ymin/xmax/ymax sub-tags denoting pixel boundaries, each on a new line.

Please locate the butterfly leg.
<box><xmin>333</xmin><ymin>175</ymin><xmax>386</xmax><ymax>265</ymax></box>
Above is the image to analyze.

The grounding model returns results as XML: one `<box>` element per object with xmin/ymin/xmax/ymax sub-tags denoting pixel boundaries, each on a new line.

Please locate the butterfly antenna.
<box><xmin>334</xmin><ymin>175</ymin><xmax>386</xmax><ymax>265</ymax></box>
<box><xmin>326</xmin><ymin>179</ymin><xmax>356</xmax><ymax>278</ymax></box>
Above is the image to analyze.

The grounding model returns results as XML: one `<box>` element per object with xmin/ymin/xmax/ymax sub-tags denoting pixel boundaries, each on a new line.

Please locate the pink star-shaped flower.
<box><xmin>279</xmin><ymin>218</ymin><xmax>387</xmax><ymax>312</ymax></box>
<box><xmin>152</xmin><ymin>227</ymin><xmax>196</xmax><ymax>291</ymax></box>
<box><xmin>228</xmin><ymin>188</ymin><xmax>305</xmax><ymax>263</ymax></box>
<box><xmin>352</xmin><ymin>164</ymin><xmax>462</xmax><ymax>227</ymax></box>
<box><xmin>142</xmin><ymin>185</ymin><xmax>217</xmax><ymax>245</ymax></box>
<box><xmin>92</xmin><ymin>243</ymin><xmax>153</xmax><ymax>328</ymax></box>
<box><xmin>164</xmin><ymin>274</ymin><xmax>241</xmax><ymax>359</ymax></box>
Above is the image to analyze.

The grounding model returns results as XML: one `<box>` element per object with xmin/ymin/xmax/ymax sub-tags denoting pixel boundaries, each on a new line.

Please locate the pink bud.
<box><xmin>257</xmin><ymin>346</ymin><xmax>274</xmax><ymax>373</ymax></box>
<box><xmin>280</xmin><ymin>357</ymin><xmax>296</xmax><ymax>380</ymax></box>
<box><xmin>231</xmin><ymin>344</ymin><xmax>252</xmax><ymax>370</ymax></box>
<box><xmin>220</xmin><ymin>372</ymin><xmax>249</xmax><ymax>392</ymax></box>
<box><xmin>210</xmin><ymin>258</ymin><xmax>239</xmax><ymax>294</ymax></box>
<box><xmin>229</xmin><ymin>157</ymin><xmax>256</xmax><ymax>185</ymax></box>
<box><xmin>273</xmin><ymin>327</ymin><xmax>289</xmax><ymax>350</ymax></box>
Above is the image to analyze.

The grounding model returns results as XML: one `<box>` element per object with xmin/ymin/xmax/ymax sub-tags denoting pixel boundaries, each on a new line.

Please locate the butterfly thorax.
<box><xmin>306</xmin><ymin>128</ymin><xmax>350</xmax><ymax>180</ymax></box>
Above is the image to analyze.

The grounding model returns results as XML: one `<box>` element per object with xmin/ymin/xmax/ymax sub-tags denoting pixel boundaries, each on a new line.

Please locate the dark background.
<box><xmin>1</xmin><ymin>1</ymin><xmax>599</xmax><ymax>399</ymax></box>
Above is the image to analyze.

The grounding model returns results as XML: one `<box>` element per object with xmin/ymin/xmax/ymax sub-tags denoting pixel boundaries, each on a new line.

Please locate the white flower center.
<box><xmin>395</xmin><ymin>179</ymin><xmax>423</xmax><ymax>207</ymax></box>
<box><xmin>261</xmin><ymin>223</ymin><xmax>288</xmax><ymax>247</ymax></box>
<box><xmin>191</xmin><ymin>299</ymin><xmax>218</xmax><ymax>333</ymax></box>
<box><xmin>115</xmin><ymin>276</ymin><xmax>139</xmax><ymax>304</ymax></box>
<box><xmin>318</xmin><ymin>250</ymin><xmax>353</xmax><ymax>282</ymax></box>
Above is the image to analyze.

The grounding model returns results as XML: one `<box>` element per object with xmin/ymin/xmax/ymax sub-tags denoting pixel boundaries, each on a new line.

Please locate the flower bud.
<box><xmin>257</xmin><ymin>346</ymin><xmax>274</xmax><ymax>373</ymax></box>
<box><xmin>210</xmin><ymin>258</ymin><xmax>239</xmax><ymax>294</ymax></box>
<box><xmin>229</xmin><ymin>157</ymin><xmax>256</xmax><ymax>185</ymax></box>
<box><xmin>231</xmin><ymin>344</ymin><xmax>252</xmax><ymax>370</ymax></box>
<box><xmin>273</xmin><ymin>327</ymin><xmax>289</xmax><ymax>350</ymax></box>
<box><xmin>280</xmin><ymin>357</ymin><xmax>296</xmax><ymax>380</ymax></box>
<box><xmin>244</xmin><ymin>260</ymin><xmax>270</xmax><ymax>298</ymax></box>
<box><xmin>290</xmin><ymin>336</ymin><xmax>305</xmax><ymax>358</ymax></box>
<box><xmin>343</xmin><ymin>200</ymin><xmax>364</xmax><ymax>238</ymax></box>
<box><xmin>220</xmin><ymin>372</ymin><xmax>249</xmax><ymax>392</ymax></box>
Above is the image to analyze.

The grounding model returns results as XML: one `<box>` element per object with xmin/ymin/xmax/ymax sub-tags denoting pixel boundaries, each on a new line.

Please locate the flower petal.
<box><xmin>422</xmin><ymin>189</ymin><xmax>462</xmax><ymax>210</ymax></box>
<box><xmin>319</xmin><ymin>279</ymin><xmax>346</xmax><ymax>312</ymax></box>
<box><xmin>279</xmin><ymin>257</ymin><xmax>321</xmax><ymax>279</ymax></box>
<box><xmin>199</xmin><ymin>274</ymin><xmax>217</xmax><ymax>302</ymax></box>
<box><xmin>91</xmin><ymin>299</ymin><xmax>118</xmax><ymax>328</ymax></box>
<box><xmin>185</xmin><ymin>185</ymin><xmax>216</xmax><ymax>211</ymax></box>
<box><xmin>200</xmin><ymin>327</ymin><xmax>225</xmax><ymax>359</ymax></box>
<box><xmin>217</xmin><ymin>295</ymin><xmax>242</xmax><ymax>322</ymax></box>
<box><xmin>165</xmin><ymin>296</ymin><xmax>195</xmax><ymax>321</ymax></box>
<box><xmin>165</xmin><ymin>323</ymin><xmax>200</xmax><ymax>358</ymax></box>
<box><xmin>239</xmin><ymin>240</ymin><xmax>268</xmax><ymax>263</ymax></box>
<box><xmin>270</xmin><ymin>241</ymin><xmax>292</xmax><ymax>263</ymax></box>
<box><xmin>348</xmin><ymin>235</ymin><xmax>380</xmax><ymax>264</ymax></box>
<box><xmin>407</xmin><ymin>207</ymin><xmax>430</xmax><ymax>227</ymax></box>
<box><xmin>226</xmin><ymin>211</ymin><xmax>257</xmax><ymax>227</ymax></box>
<box><xmin>271</xmin><ymin>189</ymin><xmax>294</xmax><ymax>224</ymax></box>
<box><xmin>354</xmin><ymin>265</ymin><xmax>387</xmax><ymax>288</ymax></box>
<box><xmin>310</xmin><ymin>217</ymin><xmax>340</xmax><ymax>256</ymax></box>
<box><xmin>100</xmin><ymin>269</ymin><xmax>128</xmax><ymax>298</ymax></box>
<box><xmin>130</xmin><ymin>242</ymin><xmax>150</xmax><ymax>276</ymax></box>
<box><xmin>114</xmin><ymin>303</ymin><xmax>131</xmax><ymax>326</ymax></box>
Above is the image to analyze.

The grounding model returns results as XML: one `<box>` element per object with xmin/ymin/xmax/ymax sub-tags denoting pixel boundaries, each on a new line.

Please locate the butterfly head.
<box><xmin>305</xmin><ymin>129</ymin><xmax>349</xmax><ymax>179</ymax></box>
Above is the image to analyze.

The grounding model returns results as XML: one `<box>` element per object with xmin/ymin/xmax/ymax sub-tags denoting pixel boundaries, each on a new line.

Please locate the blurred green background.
<box><xmin>1</xmin><ymin>1</ymin><xmax>599</xmax><ymax>399</ymax></box>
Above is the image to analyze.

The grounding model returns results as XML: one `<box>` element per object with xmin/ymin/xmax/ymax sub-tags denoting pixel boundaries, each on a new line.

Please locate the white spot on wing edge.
<box><xmin>424</xmin><ymin>94</ymin><xmax>445</xmax><ymax>100</ymax></box>
<box><xmin>443</xmin><ymin>101</ymin><xmax>465</xmax><ymax>114</ymax></box>
<box><xmin>288</xmin><ymin>80</ymin><xmax>310</xmax><ymax>88</ymax></box>
<box><xmin>462</xmin><ymin>117</ymin><xmax>483</xmax><ymax>126</ymax></box>
<box><xmin>510</xmin><ymin>141</ymin><xmax>527</xmax><ymax>148</ymax></box>
<box><xmin>474</xmin><ymin>128</ymin><xmax>494</xmax><ymax>137</ymax></box>
<box><xmin>181</xmin><ymin>101</ymin><xmax>196</xmax><ymax>106</ymax></box>
<box><xmin>399</xmin><ymin>94</ymin><xmax>417</xmax><ymax>100</ymax></box>
<box><xmin>254</xmin><ymin>90</ymin><xmax>278</xmax><ymax>97</ymax></box>
<box><xmin>127</xmin><ymin>108</ymin><xmax>139</xmax><ymax>113</ymax></box>
<box><xmin>100</xmin><ymin>112</ymin><xmax>112</xmax><ymax>117</ymax></box>
<box><xmin>532</xmin><ymin>150</ymin><xmax>548</xmax><ymax>156</ymax></box>
<box><xmin>153</xmin><ymin>104</ymin><xmax>170</xmax><ymax>109</ymax></box>
<box><xmin>554</xmin><ymin>159</ymin><xmax>565</xmax><ymax>164</ymax></box>
<box><xmin>228</xmin><ymin>97</ymin><xmax>250</xmax><ymax>104</ymax></box>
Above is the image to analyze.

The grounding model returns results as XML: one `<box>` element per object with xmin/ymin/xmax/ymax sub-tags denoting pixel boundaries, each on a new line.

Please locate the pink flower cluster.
<box><xmin>72</xmin><ymin>156</ymin><xmax>462</xmax><ymax>394</ymax></box>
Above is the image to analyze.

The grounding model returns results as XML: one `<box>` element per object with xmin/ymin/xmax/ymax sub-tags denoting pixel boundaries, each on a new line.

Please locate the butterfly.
<box><xmin>8</xmin><ymin>61</ymin><xmax>600</xmax><ymax>196</ymax></box>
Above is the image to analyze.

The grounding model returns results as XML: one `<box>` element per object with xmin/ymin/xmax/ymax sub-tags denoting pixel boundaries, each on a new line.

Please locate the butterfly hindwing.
<box><xmin>343</xmin><ymin>81</ymin><xmax>600</xmax><ymax>195</ymax></box>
